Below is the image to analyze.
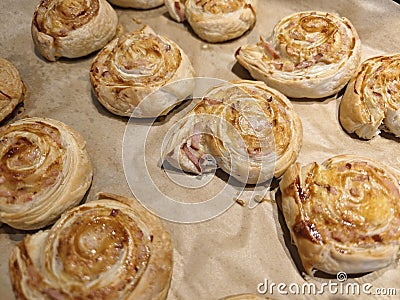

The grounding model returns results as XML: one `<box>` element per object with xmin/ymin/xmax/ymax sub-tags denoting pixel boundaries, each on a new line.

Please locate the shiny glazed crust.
<box><xmin>90</xmin><ymin>26</ymin><xmax>195</xmax><ymax>118</ymax></box>
<box><xmin>108</xmin><ymin>0</ymin><xmax>164</xmax><ymax>9</ymax></box>
<box><xmin>236</xmin><ymin>11</ymin><xmax>361</xmax><ymax>98</ymax></box>
<box><xmin>0</xmin><ymin>117</ymin><xmax>93</xmax><ymax>230</ymax></box>
<box><xmin>339</xmin><ymin>53</ymin><xmax>400</xmax><ymax>139</ymax></box>
<box><xmin>164</xmin><ymin>80</ymin><xmax>302</xmax><ymax>184</ymax></box>
<box><xmin>31</xmin><ymin>0</ymin><xmax>118</xmax><ymax>61</ymax></box>
<box><xmin>9</xmin><ymin>192</ymin><xmax>173</xmax><ymax>300</ymax></box>
<box><xmin>280</xmin><ymin>155</ymin><xmax>400</xmax><ymax>275</ymax></box>
<box><xmin>184</xmin><ymin>0</ymin><xmax>257</xmax><ymax>43</ymax></box>
<box><xmin>0</xmin><ymin>58</ymin><xmax>26</xmax><ymax>122</ymax></box>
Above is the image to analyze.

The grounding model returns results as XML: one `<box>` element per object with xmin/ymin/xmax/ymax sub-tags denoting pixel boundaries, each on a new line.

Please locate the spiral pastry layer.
<box><xmin>108</xmin><ymin>0</ymin><xmax>164</xmax><ymax>9</ymax></box>
<box><xmin>164</xmin><ymin>80</ymin><xmax>302</xmax><ymax>184</ymax></box>
<box><xmin>280</xmin><ymin>155</ymin><xmax>400</xmax><ymax>275</ymax></box>
<box><xmin>236</xmin><ymin>11</ymin><xmax>361</xmax><ymax>98</ymax></box>
<box><xmin>0</xmin><ymin>117</ymin><xmax>92</xmax><ymax>230</ymax></box>
<box><xmin>0</xmin><ymin>58</ymin><xmax>26</xmax><ymax>122</ymax></box>
<box><xmin>9</xmin><ymin>192</ymin><xmax>173</xmax><ymax>300</ymax></box>
<box><xmin>90</xmin><ymin>26</ymin><xmax>195</xmax><ymax>117</ymax></box>
<box><xmin>166</xmin><ymin>0</ymin><xmax>256</xmax><ymax>42</ymax></box>
<box><xmin>32</xmin><ymin>0</ymin><xmax>118</xmax><ymax>61</ymax></box>
<box><xmin>340</xmin><ymin>53</ymin><xmax>400</xmax><ymax>139</ymax></box>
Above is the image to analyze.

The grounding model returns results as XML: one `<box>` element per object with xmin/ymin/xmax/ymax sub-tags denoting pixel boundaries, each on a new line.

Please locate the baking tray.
<box><xmin>1</xmin><ymin>0</ymin><xmax>400</xmax><ymax>299</ymax></box>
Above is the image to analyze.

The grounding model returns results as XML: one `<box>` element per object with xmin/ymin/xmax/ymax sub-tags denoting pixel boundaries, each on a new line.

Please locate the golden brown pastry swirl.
<box><xmin>164</xmin><ymin>80</ymin><xmax>302</xmax><ymax>184</ymax></box>
<box><xmin>236</xmin><ymin>11</ymin><xmax>361</xmax><ymax>98</ymax></box>
<box><xmin>280</xmin><ymin>155</ymin><xmax>400</xmax><ymax>275</ymax></box>
<box><xmin>9</xmin><ymin>193</ymin><xmax>173</xmax><ymax>300</ymax></box>
<box><xmin>0</xmin><ymin>58</ymin><xmax>26</xmax><ymax>122</ymax></box>
<box><xmin>90</xmin><ymin>26</ymin><xmax>195</xmax><ymax>117</ymax></box>
<box><xmin>166</xmin><ymin>0</ymin><xmax>256</xmax><ymax>42</ymax></box>
<box><xmin>0</xmin><ymin>117</ymin><xmax>92</xmax><ymax>230</ymax></box>
<box><xmin>340</xmin><ymin>53</ymin><xmax>400</xmax><ymax>139</ymax></box>
<box><xmin>32</xmin><ymin>0</ymin><xmax>118</xmax><ymax>61</ymax></box>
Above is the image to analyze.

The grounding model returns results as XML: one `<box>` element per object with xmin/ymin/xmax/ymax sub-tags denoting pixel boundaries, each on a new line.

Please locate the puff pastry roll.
<box><xmin>164</xmin><ymin>0</ymin><xmax>186</xmax><ymax>22</ymax></box>
<box><xmin>164</xmin><ymin>80</ymin><xmax>302</xmax><ymax>184</ymax></box>
<box><xmin>0</xmin><ymin>58</ymin><xmax>26</xmax><ymax>122</ymax></box>
<box><xmin>340</xmin><ymin>53</ymin><xmax>400</xmax><ymax>139</ymax></box>
<box><xmin>90</xmin><ymin>26</ymin><xmax>195</xmax><ymax>117</ymax></box>
<box><xmin>236</xmin><ymin>11</ymin><xmax>361</xmax><ymax>98</ymax></box>
<box><xmin>166</xmin><ymin>0</ymin><xmax>256</xmax><ymax>42</ymax></box>
<box><xmin>0</xmin><ymin>117</ymin><xmax>92</xmax><ymax>230</ymax></box>
<box><xmin>108</xmin><ymin>0</ymin><xmax>164</xmax><ymax>9</ymax></box>
<box><xmin>9</xmin><ymin>192</ymin><xmax>173</xmax><ymax>300</ymax></box>
<box><xmin>280</xmin><ymin>155</ymin><xmax>400</xmax><ymax>275</ymax></box>
<box><xmin>32</xmin><ymin>0</ymin><xmax>118</xmax><ymax>61</ymax></box>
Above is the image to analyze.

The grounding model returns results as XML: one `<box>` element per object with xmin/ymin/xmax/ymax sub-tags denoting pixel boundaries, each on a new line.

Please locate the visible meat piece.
<box><xmin>182</xmin><ymin>143</ymin><xmax>201</xmax><ymax>172</ymax></box>
<box><xmin>258</xmin><ymin>38</ymin><xmax>280</xmax><ymax>59</ymax></box>
<box><xmin>295</xmin><ymin>60</ymin><xmax>312</xmax><ymax>69</ymax></box>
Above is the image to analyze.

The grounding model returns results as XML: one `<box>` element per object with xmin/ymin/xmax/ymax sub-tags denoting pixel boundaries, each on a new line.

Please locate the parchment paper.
<box><xmin>1</xmin><ymin>0</ymin><xmax>400</xmax><ymax>299</ymax></box>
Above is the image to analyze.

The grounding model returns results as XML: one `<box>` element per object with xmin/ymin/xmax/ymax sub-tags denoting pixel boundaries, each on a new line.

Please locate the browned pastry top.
<box><xmin>33</xmin><ymin>0</ymin><xmax>100</xmax><ymax>37</ymax></box>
